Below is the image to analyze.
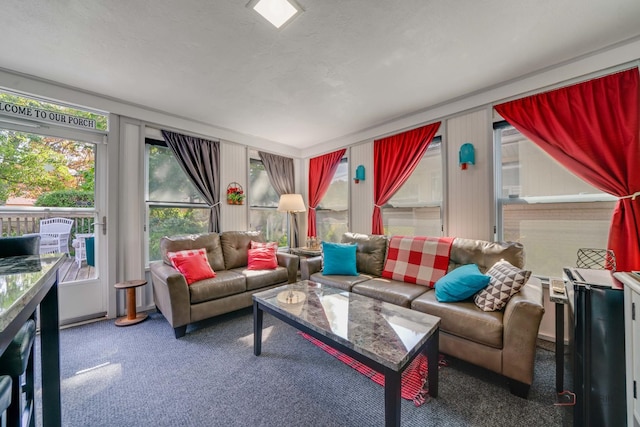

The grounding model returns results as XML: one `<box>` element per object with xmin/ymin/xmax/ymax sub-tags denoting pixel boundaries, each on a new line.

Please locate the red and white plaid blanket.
<box><xmin>382</xmin><ymin>236</ymin><xmax>454</xmax><ymax>287</ymax></box>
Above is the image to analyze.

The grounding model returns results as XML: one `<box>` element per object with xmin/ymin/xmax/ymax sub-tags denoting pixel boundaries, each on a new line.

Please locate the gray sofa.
<box><xmin>300</xmin><ymin>232</ymin><xmax>545</xmax><ymax>398</ymax></box>
<box><xmin>150</xmin><ymin>231</ymin><xmax>299</xmax><ymax>338</ymax></box>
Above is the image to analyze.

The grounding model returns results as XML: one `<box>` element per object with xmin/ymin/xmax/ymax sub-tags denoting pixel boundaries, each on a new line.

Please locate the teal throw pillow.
<box><xmin>435</xmin><ymin>264</ymin><xmax>490</xmax><ymax>302</ymax></box>
<box><xmin>322</xmin><ymin>241</ymin><xmax>358</xmax><ymax>276</ymax></box>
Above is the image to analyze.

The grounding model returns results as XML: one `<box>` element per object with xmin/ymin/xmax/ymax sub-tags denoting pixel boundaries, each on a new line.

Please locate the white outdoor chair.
<box><xmin>37</xmin><ymin>218</ymin><xmax>74</xmax><ymax>254</ymax></box>
<box><xmin>72</xmin><ymin>233</ymin><xmax>93</xmax><ymax>267</ymax></box>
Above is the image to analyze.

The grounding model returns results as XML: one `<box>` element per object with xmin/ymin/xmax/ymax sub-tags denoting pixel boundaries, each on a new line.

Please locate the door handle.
<box><xmin>91</xmin><ymin>216</ymin><xmax>107</xmax><ymax>235</ymax></box>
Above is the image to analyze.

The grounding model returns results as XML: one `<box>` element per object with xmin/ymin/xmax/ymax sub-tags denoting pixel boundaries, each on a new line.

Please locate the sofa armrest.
<box><xmin>277</xmin><ymin>252</ymin><xmax>299</xmax><ymax>283</ymax></box>
<box><xmin>149</xmin><ymin>261</ymin><xmax>191</xmax><ymax>328</ymax></box>
<box><xmin>501</xmin><ymin>277</ymin><xmax>545</xmax><ymax>385</ymax></box>
<box><xmin>300</xmin><ymin>256</ymin><xmax>322</xmax><ymax>280</ymax></box>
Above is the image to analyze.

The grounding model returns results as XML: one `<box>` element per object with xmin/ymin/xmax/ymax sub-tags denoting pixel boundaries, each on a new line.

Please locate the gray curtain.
<box><xmin>258</xmin><ymin>151</ymin><xmax>301</xmax><ymax>247</ymax></box>
<box><xmin>161</xmin><ymin>130</ymin><xmax>220</xmax><ymax>232</ymax></box>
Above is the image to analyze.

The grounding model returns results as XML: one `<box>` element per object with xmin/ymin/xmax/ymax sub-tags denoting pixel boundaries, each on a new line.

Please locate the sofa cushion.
<box><xmin>474</xmin><ymin>260</ymin><xmax>531</xmax><ymax>312</ymax></box>
<box><xmin>411</xmin><ymin>290</ymin><xmax>504</xmax><ymax>349</ymax></box>
<box><xmin>382</xmin><ymin>236</ymin><xmax>454</xmax><ymax>287</ymax></box>
<box><xmin>309</xmin><ymin>272</ymin><xmax>374</xmax><ymax>292</ymax></box>
<box><xmin>188</xmin><ymin>270</ymin><xmax>246</xmax><ymax>304</ymax></box>
<box><xmin>341</xmin><ymin>233</ymin><xmax>388</xmax><ymax>276</ymax></box>
<box><xmin>220</xmin><ymin>231</ymin><xmax>264</xmax><ymax>270</ymax></box>
<box><xmin>161</xmin><ymin>233</ymin><xmax>225</xmax><ymax>272</ymax></box>
<box><xmin>231</xmin><ymin>266</ymin><xmax>289</xmax><ymax>291</ymax></box>
<box><xmin>352</xmin><ymin>277</ymin><xmax>430</xmax><ymax>307</ymax></box>
<box><xmin>449</xmin><ymin>238</ymin><xmax>525</xmax><ymax>273</ymax></box>
<box><xmin>171</xmin><ymin>252</ymin><xmax>217</xmax><ymax>285</ymax></box>
<box><xmin>322</xmin><ymin>242</ymin><xmax>358</xmax><ymax>276</ymax></box>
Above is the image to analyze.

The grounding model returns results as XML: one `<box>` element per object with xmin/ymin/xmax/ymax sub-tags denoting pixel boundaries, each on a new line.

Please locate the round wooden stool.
<box><xmin>114</xmin><ymin>280</ymin><xmax>148</xmax><ymax>326</ymax></box>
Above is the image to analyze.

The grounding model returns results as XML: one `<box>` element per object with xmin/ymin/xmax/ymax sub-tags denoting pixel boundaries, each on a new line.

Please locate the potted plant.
<box><xmin>226</xmin><ymin>183</ymin><xmax>245</xmax><ymax>205</ymax></box>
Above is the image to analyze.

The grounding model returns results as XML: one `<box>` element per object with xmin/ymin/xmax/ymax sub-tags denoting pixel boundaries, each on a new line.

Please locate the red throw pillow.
<box><xmin>247</xmin><ymin>247</ymin><xmax>278</xmax><ymax>270</ymax></box>
<box><xmin>167</xmin><ymin>248</ymin><xmax>208</xmax><ymax>268</ymax></box>
<box><xmin>171</xmin><ymin>253</ymin><xmax>216</xmax><ymax>285</ymax></box>
<box><xmin>250</xmin><ymin>241</ymin><xmax>278</xmax><ymax>252</ymax></box>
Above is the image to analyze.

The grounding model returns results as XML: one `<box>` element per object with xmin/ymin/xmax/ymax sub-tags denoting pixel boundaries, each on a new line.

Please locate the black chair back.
<box><xmin>0</xmin><ymin>235</ymin><xmax>41</xmax><ymax>258</ymax></box>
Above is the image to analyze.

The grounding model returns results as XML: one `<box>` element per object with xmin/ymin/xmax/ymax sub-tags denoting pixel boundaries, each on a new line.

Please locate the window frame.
<box><xmin>314</xmin><ymin>156</ymin><xmax>349</xmax><ymax>242</ymax></box>
<box><xmin>493</xmin><ymin>121</ymin><xmax>617</xmax><ymax>278</ymax></box>
<box><xmin>247</xmin><ymin>153</ymin><xmax>287</xmax><ymax>246</ymax></box>
<box><xmin>144</xmin><ymin>138</ymin><xmax>210</xmax><ymax>264</ymax></box>
<box><xmin>382</xmin><ymin>136</ymin><xmax>444</xmax><ymax>236</ymax></box>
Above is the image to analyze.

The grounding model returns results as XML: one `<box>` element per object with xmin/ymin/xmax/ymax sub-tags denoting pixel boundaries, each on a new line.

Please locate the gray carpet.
<box><xmin>35</xmin><ymin>309</ymin><xmax>573</xmax><ymax>426</ymax></box>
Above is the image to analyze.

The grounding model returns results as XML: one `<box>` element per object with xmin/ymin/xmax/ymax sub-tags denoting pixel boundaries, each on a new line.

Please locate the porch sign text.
<box><xmin>0</xmin><ymin>101</ymin><xmax>96</xmax><ymax>130</ymax></box>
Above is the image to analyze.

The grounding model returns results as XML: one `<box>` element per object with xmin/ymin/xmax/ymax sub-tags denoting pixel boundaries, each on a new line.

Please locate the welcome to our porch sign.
<box><xmin>0</xmin><ymin>101</ymin><xmax>97</xmax><ymax>130</ymax></box>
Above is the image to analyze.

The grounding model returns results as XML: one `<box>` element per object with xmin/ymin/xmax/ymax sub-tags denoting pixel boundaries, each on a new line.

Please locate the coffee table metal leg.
<box><xmin>253</xmin><ymin>301</ymin><xmax>263</xmax><ymax>356</ymax></box>
<box><xmin>427</xmin><ymin>329</ymin><xmax>439</xmax><ymax>398</ymax></box>
<box><xmin>384</xmin><ymin>368</ymin><xmax>401</xmax><ymax>427</ymax></box>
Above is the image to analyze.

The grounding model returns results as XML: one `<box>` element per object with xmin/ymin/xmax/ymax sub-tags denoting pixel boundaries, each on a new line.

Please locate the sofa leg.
<box><xmin>509</xmin><ymin>380</ymin><xmax>530</xmax><ymax>398</ymax></box>
<box><xmin>174</xmin><ymin>325</ymin><xmax>187</xmax><ymax>338</ymax></box>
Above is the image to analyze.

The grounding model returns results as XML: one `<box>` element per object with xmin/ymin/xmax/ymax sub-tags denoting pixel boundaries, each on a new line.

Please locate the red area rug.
<box><xmin>298</xmin><ymin>332</ymin><xmax>446</xmax><ymax>406</ymax></box>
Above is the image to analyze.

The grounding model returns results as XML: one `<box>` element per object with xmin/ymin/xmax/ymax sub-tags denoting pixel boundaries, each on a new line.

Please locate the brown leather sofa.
<box><xmin>300</xmin><ymin>232</ymin><xmax>545</xmax><ymax>398</ymax></box>
<box><xmin>150</xmin><ymin>231</ymin><xmax>299</xmax><ymax>338</ymax></box>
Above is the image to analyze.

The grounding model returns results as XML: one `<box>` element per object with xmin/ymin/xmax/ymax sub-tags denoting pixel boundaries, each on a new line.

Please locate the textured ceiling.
<box><xmin>1</xmin><ymin>0</ymin><xmax>640</xmax><ymax>150</ymax></box>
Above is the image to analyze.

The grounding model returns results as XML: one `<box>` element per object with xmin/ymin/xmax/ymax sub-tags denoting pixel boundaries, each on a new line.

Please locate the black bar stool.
<box><xmin>0</xmin><ymin>321</ymin><xmax>36</xmax><ymax>427</ymax></box>
<box><xmin>0</xmin><ymin>235</ymin><xmax>41</xmax><ymax>427</ymax></box>
<box><xmin>0</xmin><ymin>375</ymin><xmax>12</xmax><ymax>425</ymax></box>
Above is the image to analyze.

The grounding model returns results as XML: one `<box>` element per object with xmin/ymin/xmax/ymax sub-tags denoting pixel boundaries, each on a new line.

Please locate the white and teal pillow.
<box><xmin>474</xmin><ymin>260</ymin><xmax>531</xmax><ymax>311</ymax></box>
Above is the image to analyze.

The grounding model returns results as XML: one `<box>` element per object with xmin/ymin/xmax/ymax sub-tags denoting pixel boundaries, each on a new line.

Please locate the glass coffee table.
<box><xmin>253</xmin><ymin>280</ymin><xmax>441</xmax><ymax>427</ymax></box>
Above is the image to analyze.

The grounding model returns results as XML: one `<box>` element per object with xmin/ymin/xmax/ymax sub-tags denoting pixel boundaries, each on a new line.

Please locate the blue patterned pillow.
<box><xmin>322</xmin><ymin>242</ymin><xmax>358</xmax><ymax>276</ymax></box>
<box><xmin>435</xmin><ymin>264</ymin><xmax>490</xmax><ymax>302</ymax></box>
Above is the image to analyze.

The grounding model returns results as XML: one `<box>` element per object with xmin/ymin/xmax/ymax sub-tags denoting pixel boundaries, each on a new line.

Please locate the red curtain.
<box><xmin>495</xmin><ymin>68</ymin><xmax>640</xmax><ymax>272</ymax></box>
<box><xmin>307</xmin><ymin>149</ymin><xmax>347</xmax><ymax>237</ymax></box>
<box><xmin>373</xmin><ymin>122</ymin><xmax>441</xmax><ymax>234</ymax></box>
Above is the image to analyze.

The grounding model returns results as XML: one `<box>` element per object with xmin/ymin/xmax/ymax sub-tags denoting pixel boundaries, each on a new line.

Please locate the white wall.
<box><xmin>118</xmin><ymin>118</ymin><xmax>150</xmax><ymax>313</ymax></box>
<box><xmin>349</xmin><ymin>143</ymin><xmax>374</xmax><ymax>234</ymax></box>
<box><xmin>220</xmin><ymin>141</ymin><xmax>248</xmax><ymax>232</ymax></box>
<box><xmin>445</xmin><ymin>108</ymin><xmax>494</xmax><ymax>240</ymax></box>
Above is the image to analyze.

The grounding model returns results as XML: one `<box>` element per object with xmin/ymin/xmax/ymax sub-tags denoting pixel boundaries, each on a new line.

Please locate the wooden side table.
<box><xmin>114</xmin><ymin>280</ymin><xmax>148</xmax><ymax>326</ymax></box>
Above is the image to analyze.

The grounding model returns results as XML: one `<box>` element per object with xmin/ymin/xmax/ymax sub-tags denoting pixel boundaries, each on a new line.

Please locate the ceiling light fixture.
<box><xmin>248</xmin><ymin>0</ymin><xmax>303</xmax><ymax>29</ymax></box>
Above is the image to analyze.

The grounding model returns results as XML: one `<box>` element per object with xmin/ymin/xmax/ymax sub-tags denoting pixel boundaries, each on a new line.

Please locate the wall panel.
<box><xmin>349</xmin><ymin>142</ymin><xmax>374</xmax><ymax>234</ymax></box>
<box><xmin>220</xmin><ymin>141</ymin><xmax>248</xmax><ymax>232</ymax></box>
<box><xmin>446</xmin><ymin>109</ymin><xmax>493</xmax><ymax>240</ymax></box>
<box><xmin>118</xmin><ymin>119</ymin><xmax>150</xmax><ymax>313</ymax></box>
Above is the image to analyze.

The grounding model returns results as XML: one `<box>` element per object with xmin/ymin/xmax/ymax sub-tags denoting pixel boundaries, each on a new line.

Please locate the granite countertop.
<box><xmin>0</xmin><ymin>254</ymin><xmax>66</xmax><ymax>331</ymax></box>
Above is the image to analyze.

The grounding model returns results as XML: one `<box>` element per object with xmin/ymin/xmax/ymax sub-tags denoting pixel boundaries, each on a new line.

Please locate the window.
<box><xmin>145</xmin><ymin>139</ymin><xmax>210</xmax><ymax>262</ymax></box>
<box><xmin>248</xmin><ymin>155</ymin><xmax>287</xmax><ymax>246</ymax></box>
<box><xmin>315</xmin><ymin>158</ymin><xmax>349</xmax><ymax>242</ymax></box>
<box><xmin>495</xmin><ymin>124</ymin><xmax>616</xmax><ymax>278</ymax></box>
<box><xmin>383</xmin><ymin>138</ymin><xmax>442</xmax><ymax>236</ymax></box>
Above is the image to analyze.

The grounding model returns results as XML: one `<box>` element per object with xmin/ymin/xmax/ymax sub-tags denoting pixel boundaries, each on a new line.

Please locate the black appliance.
<box><xmin>564</xmin><ymin>267</ymin><xmax>626</xmax><ymax>427</ymax></box>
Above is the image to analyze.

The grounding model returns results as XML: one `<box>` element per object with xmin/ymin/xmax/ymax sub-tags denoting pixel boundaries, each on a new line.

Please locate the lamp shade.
<box><xmin>277</xmin><ymin>194</ymin><xmax>306</xmax><ymax>213</ymax></box>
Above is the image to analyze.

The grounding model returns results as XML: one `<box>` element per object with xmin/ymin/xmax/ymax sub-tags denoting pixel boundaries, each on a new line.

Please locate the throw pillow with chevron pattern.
<box><xmin>474</xmin><ymin>260</ymin><xmax>531</xmax><ymax>311</ymax></box>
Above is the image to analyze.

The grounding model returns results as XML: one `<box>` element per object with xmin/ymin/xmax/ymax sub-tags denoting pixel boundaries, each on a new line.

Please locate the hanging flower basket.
<box><xmin>226</xmin><ymin>182</ymin><xmax>245</xmax><ymax>205</ymax></box>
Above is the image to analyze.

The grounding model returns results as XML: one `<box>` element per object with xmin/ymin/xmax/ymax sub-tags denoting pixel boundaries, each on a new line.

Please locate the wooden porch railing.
<box><xmin>0</xmin><ymin>208</ymin><xmax>96</xmax><ymax>238</ymax></box>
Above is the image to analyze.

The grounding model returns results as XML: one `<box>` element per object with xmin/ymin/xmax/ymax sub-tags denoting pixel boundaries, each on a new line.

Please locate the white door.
<box><xmin>55</xmin><ymin>137</ymin><xmax>110</xmax><ymax>324</ymax></box>
<box><xmin>0</xmin><ymin>123</ymin><xmax>110</xmax><ymax>324</ymax></box>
